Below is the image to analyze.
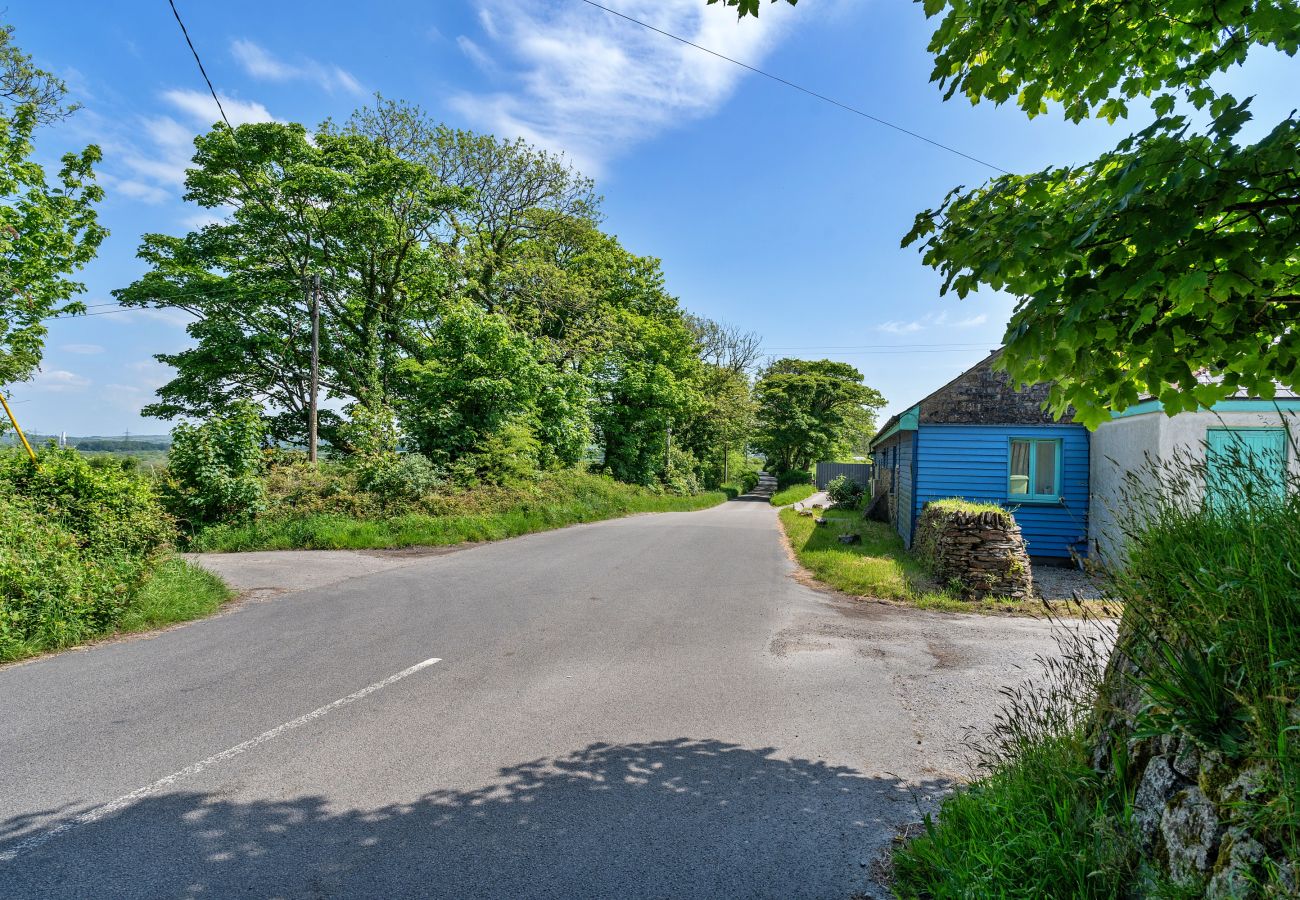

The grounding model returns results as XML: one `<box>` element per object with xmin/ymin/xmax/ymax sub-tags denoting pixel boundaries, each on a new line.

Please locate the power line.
<box><xmin>167</xmin><ymin>0</ymin><xmax>238</xmax><ymax>137</ymax></box>
<box><xmin>576</xmin><ymin>0</ymin><xmax>1009</xmax><ymax>175</ymax></box>
<box><xmin>761</xmin><ymin>341</ymin><xmax>992</xmax><ymax>350</ymax></box>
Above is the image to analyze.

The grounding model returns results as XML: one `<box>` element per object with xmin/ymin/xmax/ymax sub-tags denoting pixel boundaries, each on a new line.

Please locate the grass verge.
<box><xmin>192</xmin><ymin>471</ymin><xmax>737</xmax><ymax>552</ymax></box>
<box><xmin>769</xmin><ymin>483</ymin><xmax>817</xmax><ymax>506</ymax></box>
<box><xmin>892</xmin><ymin>729</ymin><xmax>1135</xmax><ymax>898</ymax></box>
<box><xmin>778</xmin><ymin>507</ymin><xmax>1099</xmax><ymax>615</ymax></box>
<box><xmin>0</xmin><ymin>556</ymin><xmax>233</xmax><ymax>664</ymax></box>
<box><xmin>116</xmin><ymin>558</ymin><xmax>233</xmax><ymax>634</ymax></box>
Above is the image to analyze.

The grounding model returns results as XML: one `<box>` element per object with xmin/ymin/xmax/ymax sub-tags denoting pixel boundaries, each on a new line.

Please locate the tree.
<box><xmin>677</xmin><ymin>363</ymin><xmax>755</xmax><ymax>486</ymax></box>
<box><xmin>593</xmin><ymin>306</ymin><xmax>704</xmax><ymax>485</ymax></box>
<box><xmin>686</xmin><ymin>315</ymin><xmax>764</xmax><ymax>375</ymax></box>
<box><xmin>0</xmin><ymin>23</ymin><xmax>105</xmax><ymax>388</ymax></box>
<box><xmin>115</xmin><ymin>121</ymin><xmax>466</xmax><ymax>444</ymax></box>
<box><xmin>752</xmin><ymin>358</ymin><xmax>885</xmax><ymax>473</ymax></box>
<box><xmin>715</xmin><ymin>0</ymin><xmax>1300</xmax><ymax>426</ymax></box>
<box><xmin>396</xmin><ymin>302</ymin><xmax>590</xmax><ymax>477</ymax></box>
<box><xmin>337</xmin><ymin>98</ymin><xmax>601</xmax><ymax>322</ymax></box>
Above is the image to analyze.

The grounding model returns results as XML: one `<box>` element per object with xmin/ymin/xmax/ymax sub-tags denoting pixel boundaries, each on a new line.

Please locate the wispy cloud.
<box><xmin>877</xmin><ymin>311</ymin><xmax>989</xmax><ymax>335</ymax></box>
<box><xmin>230</xmin><ymin>39</ymin><xmax>365</xmax><ymax>97</ymax></box>
<box><xmin>61</xmin><ymin>343</ymin><xmax>105</xmax><ymax>355</ymax></box>
<box><xmin>160</xmin><ymin>88</ymin><xmax>276</xmax><ymax>129</ymax></box>
<box><xmin>105</xmin><ymin>89</ymin><xmax>276</xmax><ymax>206</ymax></box>
<box><xmin>449</xmin><ymin>0</ymin><xmax>804</xmax><ymax>174</ymax></box>
<box><xmin>30</xmin><ymin>370</ymin><xmax>91</xmax><ymax>393</ymax></box>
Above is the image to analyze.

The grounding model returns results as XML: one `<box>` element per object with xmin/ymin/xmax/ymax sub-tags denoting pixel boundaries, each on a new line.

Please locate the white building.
<box><xmin>1090</xmin><ymin>396</ymin><xmax>1300</xmax><ymax>562</ymax></box>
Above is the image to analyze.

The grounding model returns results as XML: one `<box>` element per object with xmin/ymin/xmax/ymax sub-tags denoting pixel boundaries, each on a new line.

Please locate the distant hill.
<box><xmin>0</xmin><ymin>433</ymin><xmax>172</xmax><ymax>451</ymax></box>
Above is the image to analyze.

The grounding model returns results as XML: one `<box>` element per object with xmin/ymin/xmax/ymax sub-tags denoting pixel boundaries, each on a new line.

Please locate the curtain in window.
<box><xmin>1009</xmin><ymin>440</ymin><xmax>1030</xmax><ymax>495</ymax></box>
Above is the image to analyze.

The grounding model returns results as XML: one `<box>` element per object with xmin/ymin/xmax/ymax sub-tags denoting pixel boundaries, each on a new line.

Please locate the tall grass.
<box><xmin>893</xmin><ymin>429</ymin><xmax>1300</xmax><ymax>894</ymax></box>
<box><xmin>1110</xmin><ymin>438</ymin><xmax>1300</xmax><ymax>853</ymax></box>
<box><xmin>769</xmin><ymin>483</ymin><xmax>817</xmax><ymax>506</ymax></box>
<box><xmin>192</xmin><ymin>469</ymin><xmax>737</xmax><ymax>552</ymax></box>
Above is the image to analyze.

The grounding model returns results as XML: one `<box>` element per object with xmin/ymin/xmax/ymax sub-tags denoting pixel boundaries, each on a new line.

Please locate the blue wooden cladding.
<box><xmin>913</xmin><ymin>425</ymin><xmax>1089</xmax><ymax>558</ymax></box>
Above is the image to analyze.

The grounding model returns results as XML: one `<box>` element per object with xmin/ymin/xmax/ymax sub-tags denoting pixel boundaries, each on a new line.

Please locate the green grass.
<box><xmin>892</xmin><ymin>729</ymin><xmax>1135</xmax><ymax>898</ymax></box>
<box><xmin>116</xmin><ymin>558</ymin><xmax>233</xmax><ymax>634</ymax></box>
<box><xmin>0</xmin><ymin>556</ymin><xmax>233</xmax><ymax>664</ymax></box>
<box><xmin>192</xmin><ymin>471</ymin><xmax>737</xmax><ymax>552</ymax></box>
<box><xmin>926</xmin><ymin>497</ymin><xmax>1009</xmax><ymax>518</ymax></box>
<box><xmin>778</xmin><ymin>507</ymin><xmax>1091</xmax><ymax>615</ymax></box>
<box><xmin>769</xmin><ymin>483</ymin><xmax>817</xmax><ymax>506</ymax></box>
<box><xmin>892</xmin><ymin>451</ymin><xmax>1300</xmax><ymax>895</ymax></box>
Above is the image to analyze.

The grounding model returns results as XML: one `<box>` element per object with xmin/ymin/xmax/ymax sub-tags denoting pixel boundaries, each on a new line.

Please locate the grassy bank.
<box><xmin>769</xmin><ymin>483</ymin><xmax>818</xmax><ymax>506</ymax></box>
<box><xmin>778</xmin><ymin>507</ymin><xmax>1081</xmax><ymax>615</ymax></box>
<box><xmin>116</xmin><ymin>558</ymin><xmax>233</xmax><ymax>634</ymax></box>
<box><xmin>1</xmin><ymin>556</ymin><xmax>232</xmax><ymax>664</ymax></box>
<box><xmin>893</xmin><ymin>729</ymin><xmax>1135</xmax><ymax>898</ymax></box>
<box><xmin>192</xmin><ymin>469</ymin><xmax>737</xmax><ymax>552</ymax></box>
<box><xmin>893</xmin><ymin>453</ymin><xmax>1299</xmax><ymax>895</ymax></box>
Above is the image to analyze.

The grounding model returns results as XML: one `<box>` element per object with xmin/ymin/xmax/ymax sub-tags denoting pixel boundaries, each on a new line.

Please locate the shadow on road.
<box><xmin>4</xmin><ymin>737</ymin><xmax>948</xmax><ymax>898</ymax></box>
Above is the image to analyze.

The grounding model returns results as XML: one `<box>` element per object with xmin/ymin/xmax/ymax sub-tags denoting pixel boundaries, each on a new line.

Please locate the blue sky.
<box><xmin>8</xmin><ymin>0</ymin><xmax>1298</xmax><ymax>436</ymax></box>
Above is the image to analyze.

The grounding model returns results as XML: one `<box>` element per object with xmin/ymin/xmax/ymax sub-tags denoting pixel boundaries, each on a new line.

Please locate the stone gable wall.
<box><xmin>919</xmin><ymin>354</ymin><xmax>1073</xmax><ymax>425</ymax></box>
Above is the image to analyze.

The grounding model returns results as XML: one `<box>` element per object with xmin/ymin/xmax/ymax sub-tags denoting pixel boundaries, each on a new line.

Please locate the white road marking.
<box><xmin>0</xmin><ymin>656</ymin><xmax>441</xmax><ymax>864</ymax></box>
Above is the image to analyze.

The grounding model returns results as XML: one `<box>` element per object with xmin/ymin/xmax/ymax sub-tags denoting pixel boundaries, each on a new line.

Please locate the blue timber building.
<box><xmin>869</xmin><ymin>352</ymin><xmax>1089</xmax><ymax>560</ymax></box>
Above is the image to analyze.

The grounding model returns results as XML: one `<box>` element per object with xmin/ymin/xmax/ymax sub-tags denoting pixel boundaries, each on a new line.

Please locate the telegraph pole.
<box><xmin>309</xmin><ymin>274</ymin><xmax>320</xmax><ymax>463</ymax></box>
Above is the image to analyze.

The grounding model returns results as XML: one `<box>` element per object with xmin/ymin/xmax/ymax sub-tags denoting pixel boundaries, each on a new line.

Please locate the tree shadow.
<box><xmin>5</xmin><ymin>737</ymin><xmax>948</xmax><ymax>899</ymax></box>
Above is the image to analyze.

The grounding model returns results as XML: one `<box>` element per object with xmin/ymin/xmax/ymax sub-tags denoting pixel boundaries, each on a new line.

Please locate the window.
<box><xmin>1009</xmin><ymin>438</ymin><xmax>1061</xmax><ymax>501</ymax></box>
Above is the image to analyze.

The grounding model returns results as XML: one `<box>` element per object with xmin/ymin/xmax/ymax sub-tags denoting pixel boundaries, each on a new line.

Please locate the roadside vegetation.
<box><xmin>0</xmin><ymin>448</ymin><xmax>230</xmax><ymax>662</ymax></box>
<box><xmin>893</xmin><ymin>447</ymin><xmax>1299</xmax><ymax>896</ymax></box>
<box><xmin>192</xmin><ymin>464</ymin><xmax>739</xmax><ymax>552</ymax></box>
<box><xmin>779</xmin><ymin>505</ymin><xmax>1101</xmax><ymax>616</ymax></box>
<box><xmin>769</xmin><ymin>482</ymin><xmax>816</xmax><ymax>507</ymax></box>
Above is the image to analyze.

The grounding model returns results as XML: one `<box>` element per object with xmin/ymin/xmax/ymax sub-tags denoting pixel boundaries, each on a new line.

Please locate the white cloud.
<box><xmin>449</xmin><ymin>0</ymin><xmax>805</xmax><ymax>174</ymax></box>
<box><xmin>100</xmin><ymin>89</ymin><xmax>276</xmax><ymax>206</ymax></box>
<box><xmin>457</xmin><ymin>36</ymin><xmax>496</xmax><ymax>74</ymax></box>
<box><xmin>877</xmin><ymin>311</ymin><xmax>990</xmax><ymax>334</ymax></box>
<box><xmin>231</xmin><ymin>39</ymin><xmax>366</xmax><ymax>96</ymax></box>
<box><xmin>161</xmin><ymin>88</ymin><xmax>276</xmax><ymax>128</ymax></box>
<box><xmin>61</xmin><ymin>344</ymin><xmax>105</xmax><ymax>355</ymax></box>
<box><xmin>30</xmin><ymin>370</ymin><xmax>91</xmax><ymax>393</ymax></box>
<box><xmin>106</xmin><ymin>362</ymin><xmax>173</xmax><ymax>415</ymax></box>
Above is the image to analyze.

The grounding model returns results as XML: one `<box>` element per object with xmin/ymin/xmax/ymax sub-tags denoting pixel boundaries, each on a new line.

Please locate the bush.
<box><xmin>355</xmin><ymin>452</ymin><xmax>445</xmax><ymax>505</ymax></box>
<box><xmin>0</xmin><ymin>448</ymin><xmax>176</xmax><ymax>660</ymax></box>
<box><xmin>166</xmin><ymin>402</ymin><xmax>266</xmax><ymax>525</ymax></box>
<box><xmin>825</xmin><ymin>474</ymin><xmax>864</xmax><ymax>509</ymax></box>
<box><xmin>0</xmin><ymin>446</ymin><xmax>173</xmax><ymax>558</ymax></box>
<box><xmin>664</xmin><ymin>445</ymin><xmax>702</xmax><ymax>496</ymax></box>
<box><xmin>775</xmin><ymin>468</ymin><xmax>811</xmax><ymax>490</ymax></box>
<box><xmin>739</xmin><ymin>470</ymin><xmax>760</xmax><ymax>493</ymax></box>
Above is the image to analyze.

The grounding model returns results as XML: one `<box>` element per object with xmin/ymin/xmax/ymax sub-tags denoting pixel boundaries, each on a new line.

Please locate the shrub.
<box><xmin>775</xmin><ymin>468</ymin><xmax>811</xmax><ymax>490</ymax></box>
<box><xmin>355</xmin><ymin>452</ymin><xmax>445</xmax><ymax>505</ymax></box>
<box><xmin>739</xmin><ymin>470</ymin><xmax>760</xmax><ymax>493</ymax></box>
<box><xmin>0</xmin><ymin>448</ymin><xmax>175</xmax><ymax>660</ymax></box>
<box><xmin>664</xmin><ymin>445</ymin><xmax>702</xmax><ymax>496</ymax></box>
<box><xmin>166</xmin><ymin>401</ymin><xmax>266</xmax><ymax>525</ymax></box>
<box><xmin>470</xmin><ymin>421</ymin><xmax>542</xmax><ymax>486</ymax></box>
<box><xmin>825</xmin><ymin>474</ymin><xmax>864</xmax><ymax>509</ymax></box>
<box><xmin>0</xmin><ymin>446</ymin><xmax>173</xmax><ymax>558</ymax></box>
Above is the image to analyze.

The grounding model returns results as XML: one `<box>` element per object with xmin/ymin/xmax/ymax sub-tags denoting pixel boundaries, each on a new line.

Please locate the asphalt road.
<box><xmin>1</xmin><ymin>481</ymin><xmax>1069</xmax><ymax>898</ymax></box>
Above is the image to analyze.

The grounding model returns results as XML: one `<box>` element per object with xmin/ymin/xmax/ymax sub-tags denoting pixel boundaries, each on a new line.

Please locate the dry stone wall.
<box><xmin>913</xmin><ymin>504</ymin><xmax>1033</xmax><ymax>599</ymax></box>
<box><xmin>1094</xmin><ymin>646</ymin><xmax>1297</xmax><ymax>896</ymax></box>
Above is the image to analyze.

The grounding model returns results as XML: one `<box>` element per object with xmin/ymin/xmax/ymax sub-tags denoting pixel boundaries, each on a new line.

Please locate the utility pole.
<box><xmin>309</xmin><ymin>274</ymin><xmax>320</xmax><ymax>463</ymax></box>
<box><xmin>665</xmin><ymin>425</ymin><xmax>672</xmax><ymax>475</ymax></box>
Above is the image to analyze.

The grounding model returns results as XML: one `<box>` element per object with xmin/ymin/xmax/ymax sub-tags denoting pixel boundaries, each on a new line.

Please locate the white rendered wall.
<box><xmin>1090</xmin><ymin>409</ymin><xmax>1300</xmax><ymax>563</ymax></box>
